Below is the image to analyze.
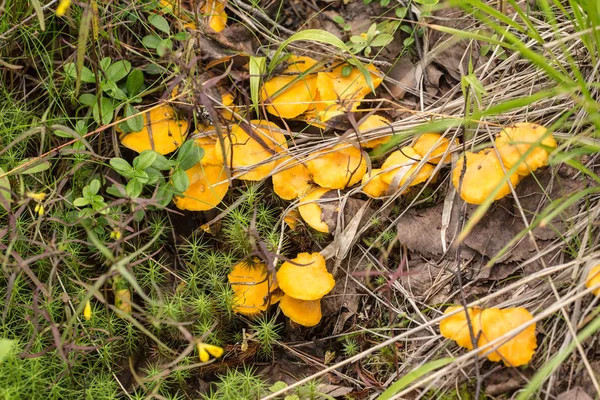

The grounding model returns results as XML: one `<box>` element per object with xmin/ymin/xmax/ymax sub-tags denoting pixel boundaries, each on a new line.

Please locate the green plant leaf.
<box><xmin>135</xmin><ymin>150</ymin><xmax>158</xmax><ymax>170</ymax></box>
<box><xmin>92</xmin><ymin>97</ymin><xmax>114</xmax><ymax>125</ymax></box>
<box><xmin>73</xmin><ymin>197</ymin><xmax>90</xmax><ymax>207</ymax></box>
<box><xmin>177</xmin><ymin>140</ymin><xmax>204</xmax><ymax>171</ymax></box>
<box><xmin>151</xmin><ymin>153</ymin><xmax>173</xmax><ymax>171</ymax></box>
<box><xmin>395</xmin><ymin>6</ymin><xmax>408</xmax><ymax>18</ymax></box>
<box><xmin>64</xmin><ymin>63</ymin><xmax>96</xmax><ymax>83</ymax></box>
<box><xmin>79</xmin><ymin>93</ymin><xmax>96</xmax><ymax>106</ymax></box>
<box><xmin>126</xmin><ymin>68</ymin><xmax>145</xmax><ymax>96</ymax></box>
<box><xmin>14</xmin><ymin>158</ymin><xmax>51</xmax><ymax>175</ymax></box>
<box><xmin>148</xmin><ymin>13</ymin><xmax>171</xmax><ymax>34</ymax></box>
<box><xmin>172</xmin><ymin>31</ymin><xmax>190</xmax><ymax>41</ymax></box>
<box><xmin>156</xmin><ymin>183</ymin><xmax>174</xmax><ymax>207</ymax></box>
<box><xmin>89</xmin><ymin>179</ymin><xmax>100</xmax><ymax>195</ymax></box>
<box><xmin>110</xmin><ymin>157</ymin><xmax>134</xmax><ymax>176</ymax></box>
<box><xmin>377</xmin><ymin>358</ymin><xmax>455</xmax><ymax>400</ymax></box>
<box><xmin>156</xmin><ymin>40</ymin><xmax>170</xmax><ymax>56</ymax></box>
<box><xmin>142</xmin><ymin>34</ymin><xmax>162</xmax><ymax>49</ymax></box>
<box><xmin>171</xmin><ymin>168</ymin><xmax>189</xmax><ymax>192</ymax></box>
<box><xmin>370</xmin><ymin>33</ymin><xmax>393</xmax><ymax>47</ymax></box>
<box><xmin>249</xmin><ymin>56</ymin><xmax>266</xmax><ymax>115</ymax></box>
<box><xmin>106</xmin><ymin>60</ymin><xmax>132</xmax><ymax>82</ymax></box>
<box><xmin>0</xmin><ymin>167</ymin><xmax>11</xmax><ymax>211</ymax></box>
<box><xmin>125</xmin><ymin>104</ymin><xmax>144</xmax><ymax>132</ymax></box>
<box><xmin>126</xmin><ymin>178</ymin><xmax>143</xmax><ymax>198</ymax></box>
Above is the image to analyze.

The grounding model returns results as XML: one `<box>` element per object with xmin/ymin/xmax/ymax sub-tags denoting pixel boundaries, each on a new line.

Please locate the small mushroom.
<box><xmin>358</xmin><ymin>115</ymin><xmax>392</xmax><ymax>148</ymax></box>
<box><xmin>478</xmin><ymin>307</ymin><xmax>537</xmax><ymax>367</ymax></box>
<box><xmin>380</xmin><ymin>147</ymin><xmax>435</xmax><ymax>188</ymax></box>
<box><xmin>261</xmin><ymin>56</ymin><xmax>320</xmax><ymax>119</ymax></box>
<box><xmin>276</xmin><ymin>252</ymin><xmax>335</xmax><ymax>301</ymax></box>
<box><xmin>361</xmin><ymin>168</ymin><xmax>389</xmax><ymax>198</ymax></box>
<box><xmin>227</xmin><ymin>258</ymin><xmax>279</xmax><ymax>315</ymax></box>
<box><xmin>412</xmin><ymin>133</ymin><xmax>458</xmax><ymax>164</ymax></box>
<box><xmin>194</xmin><ymin>134</ymin><xmax>221</xmax><ymax>166</ymax></box>
<box><xmin>173</xmin><ymin>164</ymin><xmax>229</xmax><ymax>211</ymax></box>
<box><xmin>215</xmin><ymin>119</ymin><xmax>288</xmax><ymax>181</ymax></box>
<box><xmin>119</xmin><ymin>105</ymin><xmax>189</xmax><ymax>155</ymax></box>
<box><xmin>202</xmin><ymin>0</ymin><xmax>227</xmax><ymax>32</ymax></box>
<box><xmin>317</xmin><ymin>62</ymin><xmax>383</xmax><ymax>111</ymax></box>
<box><xmin>297</xmin><ymin>187</ymin><xmax>332</xmax><ymax>233</ymax></box>
<box><xmin>306</xmin><ymin>143</ymin><xmax>367</xmax><ymax>189</ymax></box>
<box><xmin>495</xmin><ymin>122</ymin><xmax>557</xmax><ymax>176</ymax></box>
<box><xmin>451</xmin><ymin>149</ymin><xmax>520</xmax><ymax>204</ymax></box>
<box><xmin>585</xmin><ymin>263</ymin><xmax>600</xmax><ymax>296</ymax></box>
<box><xmin>441</xmin><ymin>306</ymin><xmax>537</xmax><ymax>367</ymax></box>
<box><xmin>279</xmin><ymin>295</ymin><xmax>322</xmax><ymax>327</ymax></box>
<box><xmin>440</xmin><ymin>306</ymin><xmax>483</xmax><ymax>350</ymax></box>
<box><xmin>272</xmin><ymin>156</ymin><xmax>313</xmax><ymax>200</ymax></box>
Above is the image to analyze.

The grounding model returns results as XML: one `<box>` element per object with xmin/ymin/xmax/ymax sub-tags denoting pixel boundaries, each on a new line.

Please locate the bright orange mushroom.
<box><xmin>173</xmin><ymin>164</ymin><xmax>229</xmax><ymax>211</ymax></box>
<box><xmin>261</xmin><ymin>56</ymin><xmax>320</xmax><ymax>119</ymax></box>
<box><xmin>585</xmin><ymin>263</ymin><xmax>600</xmax><ymax>296</ymax></box>
<box><xmin>276</xmin><ymin>252</ymin><xmax>335</xmax><ymax>301</ymax></box>
<box><xmin>279</xmin><ymin>295</ymin><xmax>322</xmax><ymax>327</ymax></box>
<box><xmin>297</xmin><ymin>187</ymin><xmax>333</xmax><ymax>233</ymax></box>
<box><xmin>440</xmin><ymin>305</ymin><xmax>537</xmax><ymax>367</ymax></box>
<box><xmin>452</xmin><ymin>149</ymin><xmax>520</xmax><ymax>205</ymax></box>
<box><xmin>380</xmin><ymin>147</ymin><xmax>435</xmax><ymax>189</ymax></box>
<box><xmin>412</xmin><ymin>133</ymin><xmax>458</xmax><ymax>164</ymax></box>
<box><xmin>358</xmin><ymin>115</ymin><xmax>392</xmax><ymax>148</ymax></box>
<box><xmin>215</xmin><ymin>119</ymin><xmax>288</xmax><ymax>181</ymax></box>
<box><xmin>361</xmin><ymin>168</ymin><xmax>389</xmax><ymax>198</ymax></box>
<box><xmin>305</xmin><ymin>143</ymin><xmax>367</xmax><ymax>189</ymax></box>
<box><xmin>495</xmin><ymin>122</ymin><xmax>557</xmax><ymax>176</ymax></box>
<box><xmin>202</xmin><ymin>0</ymin><xmax>227</xmax><ymax>32</ymax></box>
<box><xmin>228</xmin><ymin>258</ymin><xmax>279</xmax><ymax>315</ymax></box>
<box><xmin>119</xmin><ymin>105</ymin><xmax>189</xmax><ymax>155</ymax></box>
<box><xmin>272</xmin><ymin>156</ymin><xmax>313</xmax><ymax>200</ymax></box>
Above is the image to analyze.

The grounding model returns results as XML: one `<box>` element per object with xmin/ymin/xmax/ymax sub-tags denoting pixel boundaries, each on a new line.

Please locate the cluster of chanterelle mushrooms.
<box><xmin>116</xmin><ymin>47</ymin><xmax>558</xmax><ymax>329</ymax></box>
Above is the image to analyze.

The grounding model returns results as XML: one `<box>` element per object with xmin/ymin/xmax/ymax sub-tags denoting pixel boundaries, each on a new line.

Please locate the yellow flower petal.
<box><xmin>83</xmin><ymin>300</ymin><xmax>92</xmax><ymax>321</ymax></box>
<box><xmin>197</xmin><ymin>342</ymin><xmax>224</xmax><ymax>362</ymax></box>
<box><xmin>56</xmin><ymin>0</ymin><xmax>71</xmax><ymax>16</ymax></box>
<box><xmin>27</xmin><ymin>192</ymin><xmax>46</xmax><ymax>201</ymax></box>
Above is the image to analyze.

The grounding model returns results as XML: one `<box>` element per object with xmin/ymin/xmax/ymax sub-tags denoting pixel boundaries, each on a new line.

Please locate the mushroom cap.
<box><xmin>272</xmin><ymin>156</ymin><xmax>313</xmax><ymax>200</ymax></box>
<box><xmin>298</xmin><ymin>187</ymin><xmax>332</xmax><ymax>233</ymax></box>
<box><xmin>215</xmin><ymin>119</ymin><xmax>288</xmax><ymax>181</ymax></box>
<box><xmin>276</xmin><ymin>252</ymin><xmax>335</xmax><ymax>301</ymax></box>
<box><xmin>306</xmin><ymin>143</ymin><xmax>367</xmax><ymax>189</ymax></box>
<box><xmin>317</xmin><ymin>63</ymin><xmax>383</xmax><ymax>108</ymax></box>
<box><xmin>412</xmin><ymin>133</ymin><xmax>458</xmax><ymax>164</ymax></box>
<box><xmin>261</xmin><ymin>56</ymin><xmax>319</xmax><ymax>119</ymax></box>
<box><xmin>301</xmin><ymin>91</ymin><xmax>346</xmax><ymax>128</ymax></box>
<box><xmin>478</xmin><ymin>307</ymin><xmax>537</xmax><ymax>367</ymax></box>
<box><xmin>279</xmin><ymin>295</ymin><xmax>322</xmax><ymax>327</ymax></box>
<box><xmin>358</xmin><ymin>115</ymin><xmax>392</xmax><ymax>148</ymax></box>
<box><xmin>173</xmin><ymin>164</ymin><xmax>229</xmax><ymax>211</ymax></box>
<box><xmin>451</xmin><ymin>149</ymin><xmax>521</xmax><ymax>204</ymax></box>
<box><xmin>440</xmin><ymin>306</ymin><xmax>483</xmax><ymax>350</ymax></box>
<box><xmin>495</xmin><ymin>122</ymin><xmax>557</xmax><ymax>176</ymax></box>
<box><xmin>120</xmin><ymin>105</ymin><xmax>189</xmax><ymax>155</ymax></box>
<box><xmin>202</xmin><ymin>0</ymin><xmax>227</xmax><ymax>32</ymax></box>
<box><xmin>585</xmin><ymin>264</ymin><xmax>600</xmax><ymax>296</ymax></box>
<box><xmin>283</xmin><ymin>209</ymin><xmax>301</xmax><ymax>230</ymax></box>
<box><xmin>361</xmin><ymin>169</ymin><xmax>389</xmax><ymax>198</ymax></box>
<box><xmin>194</xmin><ymin>133</ymin><xmax>221</xmax><ymax>166</ymax></box>
<box><xmin>380</xmin><ymin>147</ymin><xmax>435</xmax><ymax>188</ymax></box>
<box><xmin>227</xmin><ymin>258</ymin><xmax>278</xmax><ymax>315</ymax></box>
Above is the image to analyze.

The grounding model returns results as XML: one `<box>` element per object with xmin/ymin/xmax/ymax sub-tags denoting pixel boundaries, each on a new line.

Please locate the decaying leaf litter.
<box><xmin>1</xmin><ymin>0</ymin><xmax>600</xmax><ymax>398</ymax></box>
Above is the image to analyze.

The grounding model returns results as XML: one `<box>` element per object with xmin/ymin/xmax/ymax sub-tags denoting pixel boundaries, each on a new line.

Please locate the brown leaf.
<box><xmin>556</xmin><ymin>387</ymin><xmax>594</xmax><ymax>400</ymax></box>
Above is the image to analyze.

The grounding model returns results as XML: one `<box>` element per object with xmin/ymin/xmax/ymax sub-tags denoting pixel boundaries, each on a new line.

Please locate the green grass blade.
<box><xmin>30</xmin><ymin>0</ymin><xmax>45</xmax><ymax>31</ymax></box>
<box><xmin>269</xmin><ymin>29</ymin><xmax>374</xmax><ymax>91</ymax></box>
<box><xmin>75</xmin><ymin>5</ymin><xmax>93</xmax><ymax>96</ymax></box>
<box><xmin>517</xmin><ymin>315</ymin><xmax>600</xmax><ymax>399</ymax></box>
<box><xmin>249</xmin><ymin>56</ymin><xmax>266</xmax><ymax>115</ymax></box>
<box><xmin>377</xmin><ymin>358</ymin><xmax>455</xmax><ymax>400</ymax></box>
